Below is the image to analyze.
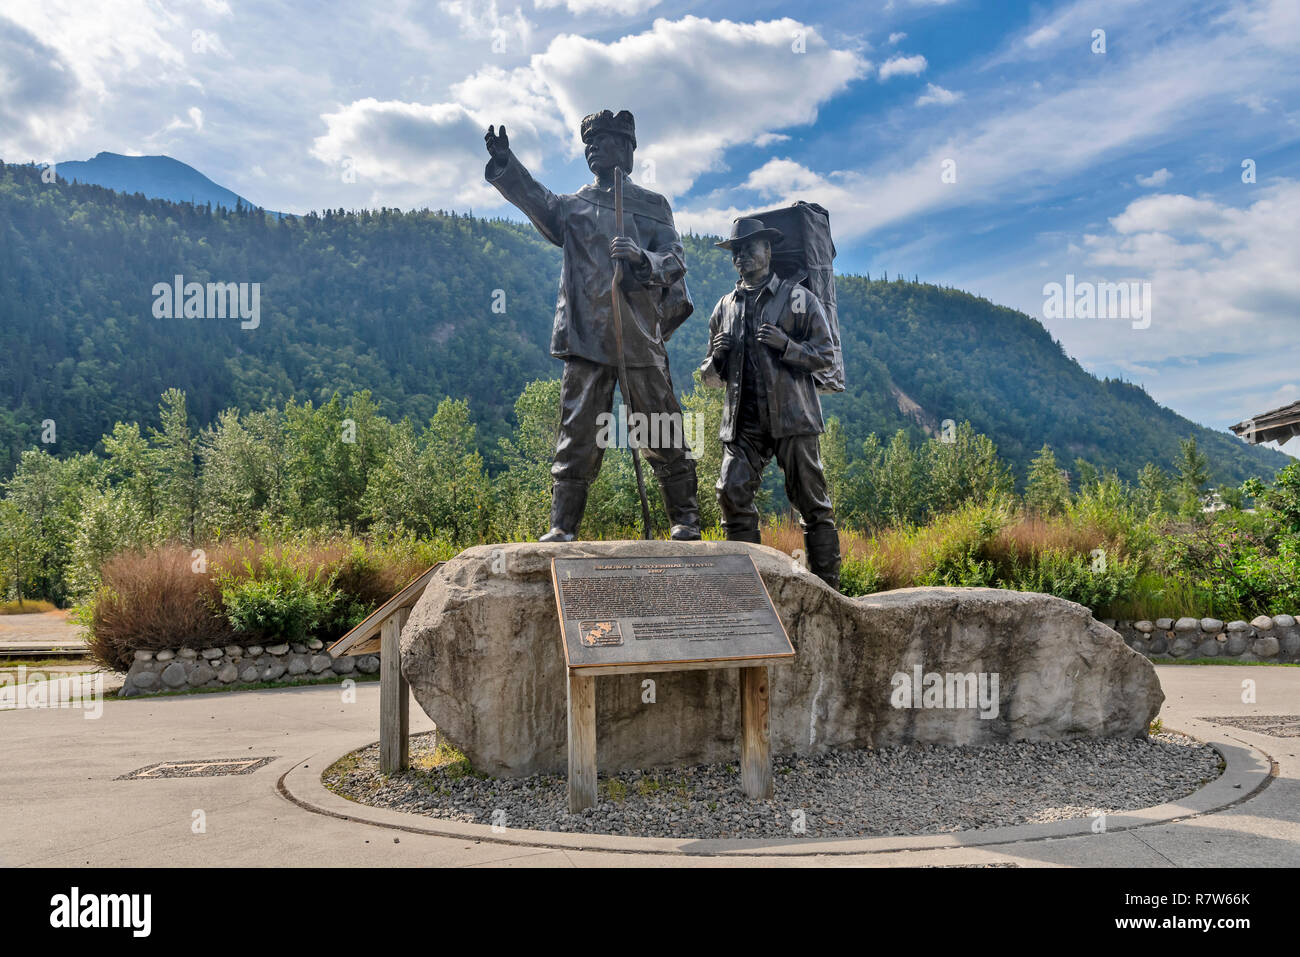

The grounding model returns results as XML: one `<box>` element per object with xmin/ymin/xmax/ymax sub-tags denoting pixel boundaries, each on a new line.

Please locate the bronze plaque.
<box><xmin>551</xmin><ymin>553</ymin><xmax>794</xmax><ymax>672</ymax></box>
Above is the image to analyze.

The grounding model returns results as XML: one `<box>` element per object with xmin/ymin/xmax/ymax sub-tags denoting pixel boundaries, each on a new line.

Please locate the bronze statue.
<box><xmin>484</xmin><ymin>110</ymin><xmax>700</xmax><ymax>541</ymax></box>
<box><xmin>700</xmin><ymin>217</ymin><xmax>842</xmax><ymax>588</ymax></box>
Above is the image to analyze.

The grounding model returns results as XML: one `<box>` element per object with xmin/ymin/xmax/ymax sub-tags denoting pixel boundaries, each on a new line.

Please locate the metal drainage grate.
<box><xmin>117</xmin><ymin>757</ymin><xmax>277</xmax><ymax>780</ymax></box>
<box><xmin>1202</xmin><ymin>715</ymin><xmax>1300</xmax><ymax>738</ymax></box>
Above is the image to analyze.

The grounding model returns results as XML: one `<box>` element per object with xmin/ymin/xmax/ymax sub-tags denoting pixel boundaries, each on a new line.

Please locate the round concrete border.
<box><xmin>277</xmin><ymin>723</ymin><xmax>1277</xmax><ymax>857</ymax></box>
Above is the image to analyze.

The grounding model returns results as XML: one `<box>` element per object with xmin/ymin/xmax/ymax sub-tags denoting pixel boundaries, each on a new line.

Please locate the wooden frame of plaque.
<box><xmin>551</xmin><ymin>553</ymin><xmax>794</xmax><ymax>674</ymax></box>
<box><xmin>550</xmin><ymin>551</ymin><xmax>793</xmax><ymax>810</ymax></box>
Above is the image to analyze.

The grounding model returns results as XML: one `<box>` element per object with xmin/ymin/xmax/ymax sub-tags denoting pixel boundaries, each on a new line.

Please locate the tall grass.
<box><xmin>0</xmin><ymin>599</ymin><xmax>59</xmax><ymax>614</ymax></box>
<box><xmin>88</xmin><ymin>544</ymin><xmax>233</xmax><ymax>671</ymax></box>
<box><xmin>756</xmin><ymin>502</ymin><xmax>1162</xmax><ymax>616</ymax></box>
<box><xmin>85</xmin><ymin>533</ymin><xmax>454</xmax><ymax>671</ymax></box>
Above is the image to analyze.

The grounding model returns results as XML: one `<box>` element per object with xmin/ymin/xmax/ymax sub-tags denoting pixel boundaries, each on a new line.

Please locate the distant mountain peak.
<box><xmin>54</xmin><ymin>151</ymin><xmax>276</xmax><ymax>215</ymax></box>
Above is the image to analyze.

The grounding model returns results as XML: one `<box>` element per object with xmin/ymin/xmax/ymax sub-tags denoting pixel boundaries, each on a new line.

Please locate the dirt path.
<box><xmin>0</xmin><ymin>610</ymin><xmax>86</xmax><ymax>651</ymax></box>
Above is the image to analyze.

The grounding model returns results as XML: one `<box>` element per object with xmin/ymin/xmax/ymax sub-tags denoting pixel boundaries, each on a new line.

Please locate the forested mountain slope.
<box><xmin>0</xmin><ymin>159</ymin><xmax>1287</xmax><ymax>484</ymax></box>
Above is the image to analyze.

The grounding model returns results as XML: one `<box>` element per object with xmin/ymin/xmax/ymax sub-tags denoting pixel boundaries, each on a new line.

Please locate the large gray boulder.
<box><xmin>402</xmin><ymin>542</ymin><xmax>1164</xmax><ymax>778</ymax></box>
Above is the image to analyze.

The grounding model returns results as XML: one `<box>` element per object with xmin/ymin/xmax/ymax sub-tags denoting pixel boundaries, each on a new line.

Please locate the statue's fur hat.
<box><xmin>580</xmin><ymin>110</ymin><xmax>636</xmax><ymax>149</ymax></box>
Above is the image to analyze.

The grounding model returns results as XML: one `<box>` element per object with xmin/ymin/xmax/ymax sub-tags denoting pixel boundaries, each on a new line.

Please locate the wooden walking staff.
<box><xmin>610</xmin><ymin>166</ymin><xmax>653</xmax><ymax>540</ymax></box>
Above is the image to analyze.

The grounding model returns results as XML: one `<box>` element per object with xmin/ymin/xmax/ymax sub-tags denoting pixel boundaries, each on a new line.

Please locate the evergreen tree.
<box><xmin>1176</xmin><ymin>435</ymin><xmax>1211</xmax><ymax>517</ymax></box>
<box><xmin>1135</xmin><ymin>462</ymin><xmax>1174</xmax><ymax>518</ymax></box>
<box><xmin>1025</xmin><ymin>445</ymin><xmax>1070</xmax><ymax>515</ymax></box>
<box><xmin>1072</xmin><ymin>457</ymin><xmax>1100</xmax><ymax>492</ymax></box>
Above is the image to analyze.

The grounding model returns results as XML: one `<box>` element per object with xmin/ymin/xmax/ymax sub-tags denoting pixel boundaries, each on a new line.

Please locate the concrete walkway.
<box><xmin>1</xmin><ymin>665</ymin><xmax>1296</xmax><ymax>867</ymax></box>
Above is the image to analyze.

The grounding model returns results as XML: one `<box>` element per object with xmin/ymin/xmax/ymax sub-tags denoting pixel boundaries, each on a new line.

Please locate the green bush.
<box><xmin>216</xmin><ymin>556</ymin><xmax>342</xmax><ymax>644</ymax></box>
<box><xmin>839</xmin><ymin>554</ymin><xmax>882</xmax><ymax>597</ymax></box>
<box><xmin>1004</xmin><ymin>548</ymin><xmax>1139</xmax><ymax>612</ymax></box>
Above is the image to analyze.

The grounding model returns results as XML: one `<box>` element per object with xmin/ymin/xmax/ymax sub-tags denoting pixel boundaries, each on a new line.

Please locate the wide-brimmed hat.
<box><xmin>715</xmin><ymin>217</ymin><xmax>784</xmax><ymax>250</ymax></box>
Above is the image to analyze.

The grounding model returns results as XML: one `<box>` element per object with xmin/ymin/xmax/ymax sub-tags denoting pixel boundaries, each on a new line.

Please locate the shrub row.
<box><xmin>86</xmin><ymin>534</ymin><xmax>452</xmax><ymax>671</ymax></box>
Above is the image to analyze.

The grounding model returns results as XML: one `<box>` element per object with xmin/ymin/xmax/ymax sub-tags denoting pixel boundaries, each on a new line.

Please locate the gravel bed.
<box><xmin>324</xmin><ymin>731</ymin><xmax>1221</xmax><ymax>840</ymax></box>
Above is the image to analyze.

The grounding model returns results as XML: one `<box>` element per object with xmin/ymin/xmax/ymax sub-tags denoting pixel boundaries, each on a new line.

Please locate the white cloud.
<box><xmin>888</xmin><ymin>32</ymin><xmax>907</xmax><ymax>45</ymax></box>
<box><xmin>519</xmin><ymin>16</ymin><xmax>867</xmax><ymax>196</ymax></box>
<box><xmin>0</xmin><ymin>1</ymin><xmax>189</xmax><ymax>157</ymax></box>
<box><xmin>0</xmin><ymin>18</ymin><xmax>81</xmax><ymax>160</ymax></box>
<box><xmin>160</xmin><ymin>105</ymin><xmax>204</xmax><ymax>134</ymax></box>
<box><xmin>678</xmin><ymin>0</ymin><xmax>1298</xmax><ymax>248</ymax></box>
<box><xmin>879</xmin><ymin>54</ymin><xmax>927</xmax><ymax>80</ymax></box>
<box><xmin>448</xmin><ymin>64</ymin><xmax>568</xmax><ymax>144</ymax></box>
<box><xmin>440</xmin><ymin>0</ymin><xmax>533</xmax><ymax>51</ymax></box>
<box><xmin>0</xmin><ymin>1</ymin><xmax>186</xmax><ymax>100</ymax></box>
<box><xmin>311</xmin><ymin>98</ymin><xmax>505</xmax><ymax>208</ymax></box>
<box><xmin>1023</xmin><ymin>25</ymin><xmax>1060</xmax><ymax>49</ymax></box>
<box><xmin>1236</xmin><ymin>93</ymin><xmax>1273</xmax><ymax>114</ymax></box>
<box><xmin>1135</xmin><ymin>167</ymin><xmax>1171</xmax><ymax>187</ymax></box>
<box><xmin>1108</xmin><ymin>193</ymin><xmax>1228</xmax><ymax>235</ymax></box>
<box><xmin>915</xmin><ymin>83</ymin><xmax>962</xmax><ymax>106</ymax></box>
<box><xmin>533</xmin><ymin>0</ymin><xmax>661</xmax><ymax>15</ymax></box>
<box><xmin>1059</xmin><ymin>181</ymin><xmax>1300</xmax><ymax>378</ymax></box>
<box><xmin>309</xmin><ymin>17</ymin><xmax>864</xmax><ymax>207</ymax></box>
<box><xmin>743</xmin><ymin>158</ymin><xmax>830</xmax><ymax>197</ymax></box>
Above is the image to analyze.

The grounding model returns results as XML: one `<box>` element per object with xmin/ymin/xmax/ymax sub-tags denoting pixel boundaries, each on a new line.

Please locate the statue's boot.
<box><xmin>539</xmin><ymin>480</ymin><xmax>588</xmax><ymax>543</ymax></box>
<box><xmin>724</xmin><ymin>526</ymin><xmax>762</xmax><ymax>544</ymax></box>
<box><xmin>805</xmin><ymin>524</ymin><xmax>842</xmax><ymax>591</ymax></box>
<box><xmin>659</xmin><ymin>470</ymin><xmax>701</xmax><ymax>541</ymax></box>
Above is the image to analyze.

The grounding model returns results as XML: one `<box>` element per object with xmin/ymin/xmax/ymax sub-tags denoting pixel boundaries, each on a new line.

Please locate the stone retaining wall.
<box><xmin>119</xmin><ymin>640</ymin><xmax>379</xmax><ymax>696</ymax></box>
<box><xmin>1105</xmin><ymin>614</ymin><xmax>1300</xmax><ymax>662</ymax></box>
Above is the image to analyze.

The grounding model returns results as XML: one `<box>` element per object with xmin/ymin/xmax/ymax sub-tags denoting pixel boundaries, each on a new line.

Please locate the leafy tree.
<box><xmin>150</xmin><ymin>388</ymin><xmax>200</xmax><ymax>542</ymax></box>
<box><xmin>199</xmin><ymin>407</ymin><xmax>287</xmax><ymax>537</ymax></box>
<box><xmin>2</xmin><ymin>449</ymin><xmax>99</xmax><ymax>604</ymax></box>
<box><xmin>492</xmin><ymin>379</ymin><xmax>562</xmax><ymax>540</ymax></box>
<box><xmin>282</xmin><ymin>392</ymin><xmax>391</xmax><ymax>532</ymax></box>
<box><xmin>0</xmin><ymin>499</ymin><xmax>38</xmax><ymax>603</ymax></box>
<box><xmin>878</xmin><ymin>430</ymin><xmax>926</xmax><ymax>527</ymax></box>
<box><xmin>102</xmin><ymin>422</ymin><xmax>161</xmax><ymax>532</ymax></box>
<box><xmin>1243</xmin><ymin>462</ymin><xmax>1300</xmax><ymax>534</ymax></box>
<box><xmin>820</xmin><ymin>416</ymin><xmax>850</xmax><ymax>525</ymax></box>
<box><xmin>66</xmin><ymin>486</ymin><xmax>147</xmax><ymax>600</ymax></box>
<box><xmin>926</xmin><ymin>421</ymin><xmax>1014</xmax><ymax>513</ymax></box>
<box><xmin>422</xmin><ymin>398</ymin><xmax>491</xmax><ymax>543</ymax></box>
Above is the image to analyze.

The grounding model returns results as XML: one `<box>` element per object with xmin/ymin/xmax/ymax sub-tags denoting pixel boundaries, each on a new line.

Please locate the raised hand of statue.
<box><xmin>484</xmin><ymin>124</ymin><xmax>510</xmax><ymax>160</ymax></box>
<box><xmin>609</xmin><ymin>236</ymin><xmax>648</xmax><ymax>268</ymax></box>
<box><xmin>756</xmin><ymin>322</ymin><xmax>790</xmax><ymax>353</ymax></box>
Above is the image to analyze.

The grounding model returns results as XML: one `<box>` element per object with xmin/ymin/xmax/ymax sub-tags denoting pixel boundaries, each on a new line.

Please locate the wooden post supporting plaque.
<box><xmin>379</xmin><ymin>607</ymin><xmax>411</xmax><ymax>775</ymax></box>
<box><xmin>326</xmin><ymin>565</ymin><xmax>442</xmax><ymax>778</ymax></box>
<box><xmin>739</xmin><ymin>665</ymin><xmax>773</xmax><ymax>799</ymax></box>
<box><xmin>567</xmin><ymin>672</ymin><xmax>598</xmax><ymax>811</ymax></box>
<box><xmin>552</xmin><ymin>553</ymin><xmax>793</xmax><ymax>811</ymax></box>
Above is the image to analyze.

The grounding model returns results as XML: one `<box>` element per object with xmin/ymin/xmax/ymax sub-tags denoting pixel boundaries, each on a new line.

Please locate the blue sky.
<box><xmin>1</xmin><ymin>0</ymin><xmax>1297</xmax><ymax>455</ymax></box>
